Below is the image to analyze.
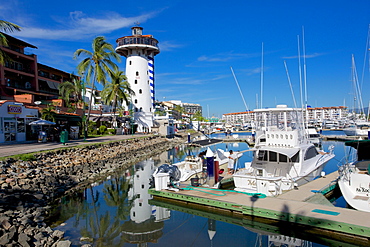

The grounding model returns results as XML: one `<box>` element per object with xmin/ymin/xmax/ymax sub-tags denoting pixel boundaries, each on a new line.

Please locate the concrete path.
<box><xmin>0</xmin><ymin>134</ymin><xmax>150</xmax><ymax>158</ymax></box>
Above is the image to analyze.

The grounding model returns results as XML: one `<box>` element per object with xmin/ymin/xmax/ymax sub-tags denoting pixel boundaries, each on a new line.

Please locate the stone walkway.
<box><xmin>0</xmin><ymin>134</ymin><xmax>150</xmax><ymax>158</ymax></box>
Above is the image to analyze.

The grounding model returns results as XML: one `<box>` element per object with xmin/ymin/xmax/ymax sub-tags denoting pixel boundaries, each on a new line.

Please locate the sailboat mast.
<box><xmin>230</xmin><ymin>66</ymin><xmax>249</xmax><ymax>111</ymax></box>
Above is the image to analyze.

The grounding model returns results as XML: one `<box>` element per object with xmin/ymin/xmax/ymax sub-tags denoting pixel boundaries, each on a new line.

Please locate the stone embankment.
<box><xmin>0</xmin><ymin>135</ymin><xmax>185</xmax><ymax>247</ymax></box>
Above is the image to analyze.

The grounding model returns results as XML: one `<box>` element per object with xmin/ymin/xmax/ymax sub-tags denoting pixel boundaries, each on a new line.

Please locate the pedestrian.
<box><xmin>228</xmin><ymin>150</ymin><xmax>237</xmax><ymax>174</ymax></box>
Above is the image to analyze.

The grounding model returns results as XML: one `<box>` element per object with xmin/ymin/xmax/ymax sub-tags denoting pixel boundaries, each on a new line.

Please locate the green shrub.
<box><xmin>87</xmin><ymin>121</ymin><xmax>97</xmax><ymax>136</ymax></box>
<box><xmin>108</xmin><ymin>128</ymin><xmax>116</xmax><ymax>135</ymax></box>
<box><xmin>99</xmin><ymin>125</ymin><xmax>107</xmax><ymax>135</ymax></box>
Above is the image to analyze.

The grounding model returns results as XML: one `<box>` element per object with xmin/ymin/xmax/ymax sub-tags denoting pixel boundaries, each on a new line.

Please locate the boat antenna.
<box><xmin>360</xmin><ymin>24</ymin><xmax>370</xmax><ymax>91</ymax></box>
<box><xmin>260</xmin><ymin>42</ymin><xmax>264</xmax><ymax>109</ymax></box>
<box><xmin>284</xmin><ymin>61</ymin><xmax>298</xmax><ymax>108</ymax></box>
<box><xmin>230</xmin><ymin>66</ymin><xmax>249</xmax><ymax>111</ymax></box>
<box><xmin>297</xmin><ymin>35</ymin><xmax>304</xmax><ymax>109</ymax></box>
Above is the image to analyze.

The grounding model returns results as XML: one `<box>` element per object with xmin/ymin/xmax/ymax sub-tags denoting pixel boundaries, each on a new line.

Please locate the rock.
<box><xmin>51</xmin><ymin>230</ymin><xmax>64</xmax><ymax>240</ymax></box>
<box><xmin>56</xmin><ymin>240</ymin><xmax>71</xmax><ymax>247</ymax></box>
<box><xmin>18</xmin><ymin>232</ymin><xmax>30</xmax><ymax>247</ymax></box>
<box><xmin>1</xmin><ymin>219</ymin><xmax>11</xmax><ymax>230</ymax></box>
<box><xmin>0</xmin><ymin>232</ymin><xmax>10</xmax><ymax>245</ymax></box>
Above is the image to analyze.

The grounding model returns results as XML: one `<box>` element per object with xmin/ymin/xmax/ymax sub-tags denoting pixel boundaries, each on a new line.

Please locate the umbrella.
<box><xmin>29</xmin><ymin>119</ymin><xmax>56</xmax><ymax>132</ymax></box>
<box><xmin>29</xmin><ymin>119</ymin><xmax>56</xmax><ymax>125</ymax></box>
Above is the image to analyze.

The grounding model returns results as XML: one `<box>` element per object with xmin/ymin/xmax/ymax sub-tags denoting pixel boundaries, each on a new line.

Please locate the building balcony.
<box><xmin>4</xmin><ymin>62</ymin><xmax>35</xmax><ymax>75</ymax></box>
<box><xmin>6</xmin><ymin>80</ymin><xmax>34</xmax><ymax>91</ymax></box>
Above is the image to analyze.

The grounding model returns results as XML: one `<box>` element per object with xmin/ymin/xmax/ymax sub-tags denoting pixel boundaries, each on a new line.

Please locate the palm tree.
<box><xmin>41</xmin><ymin>104</ymin><xmax>56</xmax><ymax>122</ymax></box>
<box><xmin>58</xmin><ymin>75</ymin><xmax>84</xmax><ymax>112</ymax></box>
<box><xmin>73</xmin><ymin>36</ymin><xmax>121</xmax><ymax>135</ymax></box>
<box><xmin>0</xmin><ymin>20</ymin><xmax>21</xmax><ymax>65</ymax></box>
<box><xmin>101</xmin><ymin>70</ymin><xmax>134</xmax><ymax>126</ymax></box>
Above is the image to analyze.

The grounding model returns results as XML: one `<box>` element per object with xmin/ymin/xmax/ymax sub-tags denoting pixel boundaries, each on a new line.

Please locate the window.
<box><xmin>269</xmin><ymin>151</ymin><xmax>277</xmax><ymax>162</ymax></box>
<box><xmin>136</xmin><ymin>71</ymin><xmax>139</xmax><ymax>76</ymax></box>
<box><xmin>129</xmin><ymin>61</ymin><xmax>132</xmax><ymax>65</ymax></box>
<box><xmin>257</xmin><ymin>150</ymin><xmax>267</xmax><ymax>161</ymax></box>
<box><xmin>139</xmin><ymin>89</ymin><xmax>142</xmax><ymax>94</ymax></box>
<box><xmin>291</xmin><ymin>152</ymin><xmax>300</xmax><ymax>163</ymax></box>
<box><xmin>279</xmin><ymin>153</ymin><xmax>288</xmax><ymax>162</ymax></box>
<box><xmin>304</xmin><ymin>146</ymin><xmax>318</xmax><ymax>160</ymax></box>
<box><xmin>134</xmin><ymin>99</ymin><xmax>138</xmax><ymax>103</ymax></box>
<box><xmin>135</xmin><ymin>80</ymin><xmax>137</xmax><ymax>84</ymax></box>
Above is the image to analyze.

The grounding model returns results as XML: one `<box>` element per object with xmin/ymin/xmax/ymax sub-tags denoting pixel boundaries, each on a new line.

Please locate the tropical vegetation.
<box><xmin>101</xmin><ymin>70</ymin><xmax>134</xmax><ymax>126</ymax></box>
<box><xmin>41</xmin><ymin>104</ymin><xmax>56</xmax><ymax>122</ymax></box>
<box><xmin>58</xmin><ymin>75</ymin><xmax>84</xmax><ymax>112</ymax></box>
<box><xmin>73</xmin><ymin>36</ymin><xmax>121</xmax><ymax>135</ymax></box>
<box><xmin>0</xmin><ymin>20</ymin><xmax>21</xmax><ymax>65</ymax></box>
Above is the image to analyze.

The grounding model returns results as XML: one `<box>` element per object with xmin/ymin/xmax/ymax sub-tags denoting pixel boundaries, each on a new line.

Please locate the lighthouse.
<box><xmin>115</xmin><ymin>26</ymin><xmax>160</xmax><ymax>132</ymax></box>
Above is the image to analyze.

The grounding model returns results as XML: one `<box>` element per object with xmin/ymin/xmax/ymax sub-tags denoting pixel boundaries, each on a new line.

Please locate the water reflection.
<box><xmin>52</xmin><ymin>133</ymin><xmax>356</xmax><ymax>246</ymax></box>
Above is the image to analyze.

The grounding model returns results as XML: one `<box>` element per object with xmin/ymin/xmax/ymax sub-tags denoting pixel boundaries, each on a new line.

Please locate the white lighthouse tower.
<box><xmin>115</xmin><ymin>26</ymin><xmax>160</xmax><ymax>132</ymax></box>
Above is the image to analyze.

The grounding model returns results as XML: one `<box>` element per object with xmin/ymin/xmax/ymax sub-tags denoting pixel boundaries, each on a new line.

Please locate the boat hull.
<box><xmin>233</xmin><ymin>164</ymin><xmax>326</xmax><ymax>196</ymax></box>
<box><xmin>338</xmin><ymin>166</ymin><xmax>370</xmax><ymax>212</ymax></box>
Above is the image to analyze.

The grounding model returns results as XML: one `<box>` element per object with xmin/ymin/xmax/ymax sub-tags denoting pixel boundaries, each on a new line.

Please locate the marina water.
<box><xmin>51</xmin><ymin>131</ymin><xmax>353</xmax><ymax>246</ymax></box>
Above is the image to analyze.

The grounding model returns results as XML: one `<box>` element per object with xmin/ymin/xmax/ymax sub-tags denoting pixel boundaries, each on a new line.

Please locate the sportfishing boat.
<box><xmin>338</xmin><ymin>140</ymin><xmax>370</xmax><ymax>212</ymax></box>
<box><xmin>233</xmin><ymin>105</ymin><xmax>335</xmax><ymax>196</ymax></box>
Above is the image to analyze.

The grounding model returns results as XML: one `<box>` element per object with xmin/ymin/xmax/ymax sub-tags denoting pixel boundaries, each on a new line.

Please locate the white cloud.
<box><xmin>282</xmin><ymin>52</ymin><xmax>324</xmax><ymax>59</ymax></box>
<box><xmin>197</xmin><ymin>51</ymin><xmax>258</xmax><ymax>62</ymax></box>
<box><xmin>12</xmin><ymin>11</ymin><xmax>159</xmax><ymax>41</ymax></box>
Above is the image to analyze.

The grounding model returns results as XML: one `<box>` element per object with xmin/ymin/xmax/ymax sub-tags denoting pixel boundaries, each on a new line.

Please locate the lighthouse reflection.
<box><xmin>121</xmin><ymin>159</ymin><xmax>170</xmax><ymax>245</ymax></box>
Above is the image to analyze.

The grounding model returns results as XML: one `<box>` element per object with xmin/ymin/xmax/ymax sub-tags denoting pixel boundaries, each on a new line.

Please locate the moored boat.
<box><xmin>338</xmin><ymin>140</ymin><xmax>370</xmax><ymax>212</ymax></box>
<box><xmin>233</xmin><ymin>105</ymin><xmax>335</xmax><ymax>196</ymax></box>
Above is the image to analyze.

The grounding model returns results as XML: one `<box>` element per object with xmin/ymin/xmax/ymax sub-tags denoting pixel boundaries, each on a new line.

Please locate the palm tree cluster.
<box><xmin>59</xmin><ymin>36</ymin><xmax>134</xmax><ymax>135</ymax></box>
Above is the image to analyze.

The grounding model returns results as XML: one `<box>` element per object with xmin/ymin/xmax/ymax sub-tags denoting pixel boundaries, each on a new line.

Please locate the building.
<box><xmin>115</xmin><ymin>26</ymin><xmax>160</xmax><ymax>132</ymax></box>
<box><xmin>222</xmin><ymin>106</ymin><xmax>348</xmax><ymax>125</ymax></box>
<box><xmin>0</xmin><ymin>32</ymin><xmax>82</xmax><ymax>143</ymax></box>
<box><xmin>0</xmin><ymin>101</ymin><xmax>38</xmax><ymax>142</ymax></box>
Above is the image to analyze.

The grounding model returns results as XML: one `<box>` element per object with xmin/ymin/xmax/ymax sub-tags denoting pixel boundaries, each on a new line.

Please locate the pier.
<box><xmin>149</xmin><ymin>172</ymin><xmax>370</xmax><ymax>246</ymax></box>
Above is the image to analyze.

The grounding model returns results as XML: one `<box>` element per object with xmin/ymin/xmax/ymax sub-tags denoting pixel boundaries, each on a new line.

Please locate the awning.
<box><xmin>46</xmin><ymin>80</ymin><xmax>60</xmax><ymax>90</ymax></box>
<box><xmin>253</xmin><ymin>147</ymin><xmax>300</xmax><ymax>158</ymax></box>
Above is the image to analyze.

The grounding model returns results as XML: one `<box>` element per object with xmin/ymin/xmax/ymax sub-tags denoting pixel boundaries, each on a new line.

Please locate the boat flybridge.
<box><xmin>233</xmin><ymin>105</ymin><xmax>335</xmax><ymax>196</ymax></box>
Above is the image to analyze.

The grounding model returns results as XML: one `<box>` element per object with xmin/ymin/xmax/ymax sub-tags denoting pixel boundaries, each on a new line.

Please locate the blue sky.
<box><xmin>1</xmin><ymin>0</ymin><xmax>370</xmax><ymax>118</ymax></box>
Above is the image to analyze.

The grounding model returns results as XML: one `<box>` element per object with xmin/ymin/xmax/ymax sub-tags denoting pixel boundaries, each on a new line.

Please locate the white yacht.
<box><xmin>233</xmin><ymin>105</ymin><xmax>335</xmax><ymax>196</ymax></box>
<box><xmin>343</xmin><ymin>121</ymin><xmax>370</xmax><ymax>137</ymax></box>
<box><xmin>338</xmin><ymin>140</ymin><xmax>370</xmax><ymax>212</ymax></box>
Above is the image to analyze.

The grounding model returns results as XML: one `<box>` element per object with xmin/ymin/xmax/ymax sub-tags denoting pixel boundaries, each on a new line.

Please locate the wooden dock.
<box><xmin>149</xmin><ymin>172</ymin><xmax>370</xmax><ymax>246</ymax></box>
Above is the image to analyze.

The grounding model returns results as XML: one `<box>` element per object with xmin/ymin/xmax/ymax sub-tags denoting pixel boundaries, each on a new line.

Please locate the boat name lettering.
<box><xmin>248</xmin><ymin>180</ymin><xmax>256</xmax><ymax>186</ymax></box>
<box><xmin>356</xmin><ymin>187</ymin><xmax>370</xmax><ymax>193</ymax></box>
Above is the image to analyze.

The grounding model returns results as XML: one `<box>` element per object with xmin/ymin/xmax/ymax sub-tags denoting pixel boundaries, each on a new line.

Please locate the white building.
<box><xmin>0</xmin><ymin>100</ymin><xmax>38</xmax><ymax>143</ymax></box>
<box><xmin>116</xmin><ymin>26</ymin><xmax>160</xmax><ymax>132</ymax></box>
<box><xmin>223</xmin><ymin>106</ymin><xmax>348</xmax><ymax>125</ymax></box>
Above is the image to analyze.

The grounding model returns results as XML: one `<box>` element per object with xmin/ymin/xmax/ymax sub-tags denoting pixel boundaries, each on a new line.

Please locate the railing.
<box><xmin>6</xmin><ymin>80</ymin><xmax>34</xmax><ymax>91</ymax></box>
<box><xmin>117</xmin><ymin>37</ymin><xmax>158</xmax><ymax>48</ymax></box>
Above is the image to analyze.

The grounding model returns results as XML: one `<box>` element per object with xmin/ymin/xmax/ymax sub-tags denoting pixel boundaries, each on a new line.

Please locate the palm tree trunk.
<box><xmin>112</xmin><ymin>95</ymin><xmax>117</xmax><ymax>128</ymax></box>
<box><xmin>85</xmin><ymin>78</ymin><xmax>96</xmax><ymax>136</ymax></box>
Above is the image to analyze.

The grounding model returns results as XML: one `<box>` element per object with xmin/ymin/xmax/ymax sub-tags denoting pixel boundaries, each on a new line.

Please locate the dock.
<box><xmin>322</xmin><ymin>135</ymin><xmax>368</xmax><ymax>141</ymax></box>
<box><xmin>149</xmin><ymin>172</ymin><xmax>370</xmax><ymax>246</ymax></box>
